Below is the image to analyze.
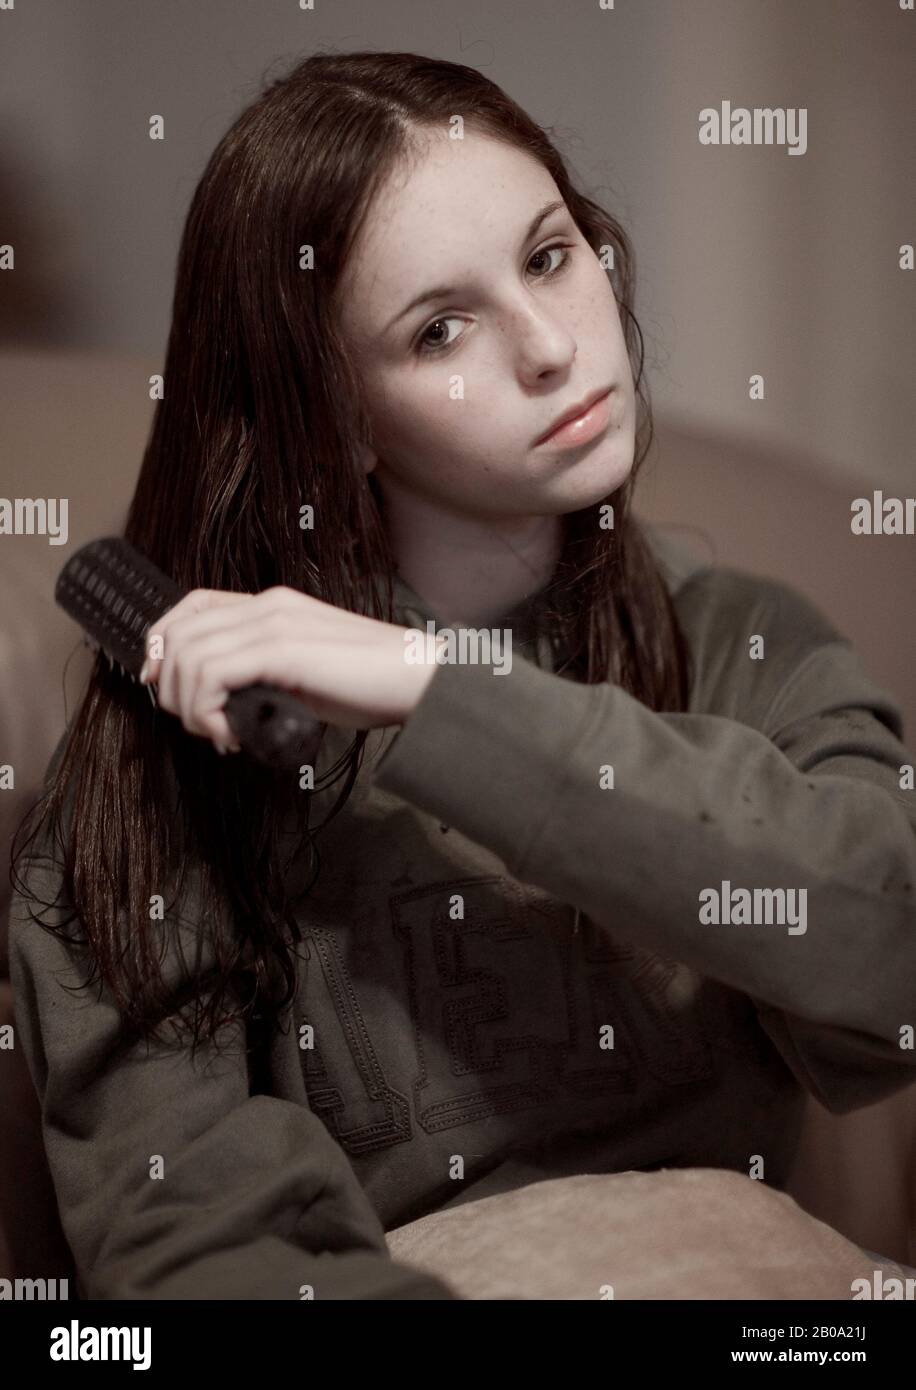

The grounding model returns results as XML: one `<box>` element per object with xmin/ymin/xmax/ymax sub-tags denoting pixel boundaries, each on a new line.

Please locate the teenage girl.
<box><xmin>10</xmin><ymin>50</ymin><xmax>916</xmax><ymax>1301</ymax></box>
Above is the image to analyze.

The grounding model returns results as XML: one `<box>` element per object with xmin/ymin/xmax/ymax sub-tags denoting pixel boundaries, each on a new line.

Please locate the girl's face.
<box><xmin>335</xmin><ymin>127</ymin><xmax>637</xmax><ymax>522</ymax></box>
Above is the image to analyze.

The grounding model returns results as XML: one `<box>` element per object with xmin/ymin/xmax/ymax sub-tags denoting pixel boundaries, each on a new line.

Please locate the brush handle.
<box><xmin>55</xmin><ymin>536</ymin><xmax>326</xmax><ymax>773</ymax></box>
<box><xmin>221</xmin><ymin>682</ymin><xmax>326</xmax><ymax>771</ymax></box>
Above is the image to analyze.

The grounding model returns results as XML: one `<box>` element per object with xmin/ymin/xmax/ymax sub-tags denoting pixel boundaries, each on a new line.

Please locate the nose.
<box><xmin>503</xmin><ymin>294</ymin><xmax>577</xmax><ymax>383</ymax></box>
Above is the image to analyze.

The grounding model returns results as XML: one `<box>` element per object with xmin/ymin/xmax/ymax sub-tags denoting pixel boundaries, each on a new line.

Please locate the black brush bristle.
<box><xmin>55</xmin><ymin>536</ymin><xmax>183</xmax><ymax>677</ymax></box>
<box><xmin>55</xmin><ymin>537</ymin><xmax>326</xmax><ymax>772</ymax></box>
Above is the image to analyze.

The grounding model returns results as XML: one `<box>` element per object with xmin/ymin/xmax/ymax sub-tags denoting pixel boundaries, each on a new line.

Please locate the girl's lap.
<box><xmin>386</xmin><ymin>1164</ymin><xmax>912</xmax><ymax>1300</ymax></box>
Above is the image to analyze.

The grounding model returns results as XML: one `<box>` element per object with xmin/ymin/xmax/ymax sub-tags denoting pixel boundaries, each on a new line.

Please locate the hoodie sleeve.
<box><xmin>7</xmin><ymin>849</ymin><xmax>458</xmax><ymax>1301</ymax></box>
<box><xmin>371</xmin><ymin>568</ymin><xmax>916</xmax><ymax>1117</ymax></box>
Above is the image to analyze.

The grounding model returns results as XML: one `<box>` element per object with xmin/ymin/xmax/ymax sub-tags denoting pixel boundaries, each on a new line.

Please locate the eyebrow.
<box><xmin>382</xmin><ymin>198</ymin><xmax>568</xmax><ymax>336</ymax></box>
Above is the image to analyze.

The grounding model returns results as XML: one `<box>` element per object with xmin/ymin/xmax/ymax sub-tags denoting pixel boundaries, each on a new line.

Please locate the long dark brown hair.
<box><xmin>11</xmin><ymin>49</ymin><xmax>691</xmax><ymax>1058</ymax></box>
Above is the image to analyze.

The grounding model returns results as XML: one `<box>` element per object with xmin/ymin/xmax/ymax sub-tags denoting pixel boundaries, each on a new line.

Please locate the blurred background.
<box><xmin>1</xmin><ymin>0</ymin><xmax>915</xmax><ymax>1282</ymax></box>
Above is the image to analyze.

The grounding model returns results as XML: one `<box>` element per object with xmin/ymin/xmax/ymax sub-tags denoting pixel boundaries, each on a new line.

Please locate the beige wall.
<box><xmin>628</xmin><ymin>0</ymin><xmax>915</xmax><ymax>492</ymax></box>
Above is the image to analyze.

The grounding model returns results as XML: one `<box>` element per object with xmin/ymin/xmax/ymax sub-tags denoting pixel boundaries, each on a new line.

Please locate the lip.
<box><xmin>534</xmin><ymin>386</ymin><xmax>615</xmax><ymax>448</ymax></box>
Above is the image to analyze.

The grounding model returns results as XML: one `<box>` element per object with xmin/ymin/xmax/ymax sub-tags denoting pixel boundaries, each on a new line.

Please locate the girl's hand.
<box><xmin>138</xmin><ymin>585</ymin><xmax>443</xmax><ymax>754</ymax></box>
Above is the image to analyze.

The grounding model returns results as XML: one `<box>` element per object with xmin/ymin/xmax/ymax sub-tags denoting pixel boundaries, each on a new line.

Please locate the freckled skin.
<box><xmin>143</xmin><ymin>125</ymin><xmax>646</xmax><ymax>749</ymax></box>
<box><xmin>334</xmin><ymin>127</ymin><xmax>638</xmax><ymax>625</ymax></box>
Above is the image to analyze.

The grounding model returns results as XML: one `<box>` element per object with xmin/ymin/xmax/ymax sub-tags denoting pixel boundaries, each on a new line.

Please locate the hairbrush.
<box><xmin>55</xmin><ymin>536</ymin><xmax>326</xmax><ymax>772</ymax></box>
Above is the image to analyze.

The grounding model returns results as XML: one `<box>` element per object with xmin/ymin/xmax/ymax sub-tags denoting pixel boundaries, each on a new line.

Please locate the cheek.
<box><xmin>364</xmin><ymin>370</ymin><xmax>473</xmax><ymax>463</ymax></box>
<box><xmin>386</xmin><ymin>388</ymin><xmax>513</xmax><ymax>489</ymax></box>
<box><xmin>590</xmin><ymin>270</ymin><xmax>624</xmax><ymax>335</ymax></box>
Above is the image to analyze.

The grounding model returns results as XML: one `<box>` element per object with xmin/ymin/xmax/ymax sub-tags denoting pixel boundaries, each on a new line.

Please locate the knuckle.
<box><xmin>254</xmin><ymin>585</ymin><xmax>284</xmax><ymax>611</ymax></box>
<box><xmin>264</xmin><ymin>607</ymin><xmax>291</xmax><ymax>636</ymax></box>
<box><xmin>171</xmin><ymin>591</ymin><xmax>198</xmax><ymax>616</ymax></box>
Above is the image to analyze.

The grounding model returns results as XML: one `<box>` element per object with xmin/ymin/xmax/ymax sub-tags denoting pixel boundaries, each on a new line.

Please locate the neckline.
<box><xmin>389</xmin><ymin>570</ymin><xmax>561</xmax><ymax>669</ymax></box>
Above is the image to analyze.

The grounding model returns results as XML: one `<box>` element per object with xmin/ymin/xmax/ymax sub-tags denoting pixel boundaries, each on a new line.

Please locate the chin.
<box><xmin>563</xmin><ymin>434</ymin><xmax>636</xmax><ymax>507</ymax></box>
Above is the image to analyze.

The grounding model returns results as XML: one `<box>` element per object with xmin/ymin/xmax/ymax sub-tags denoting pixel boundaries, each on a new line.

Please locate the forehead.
<box><xmin>335</xmin><ymin>128</ymin><xmax>560</xmax><ymax>341</ymax></box>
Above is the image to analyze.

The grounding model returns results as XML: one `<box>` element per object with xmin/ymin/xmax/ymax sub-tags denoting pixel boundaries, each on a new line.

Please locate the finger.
<box><xmin>173</xmin><ymin>626</ymin><xmax>317</xmax><ymax>742</ymax></box>
<box><xmin>155</xmin><ymin>589</ymin><xmax>309</xmax><ymax>717</ymax></box>
<box><xmin>180</xmin><ymin>701</ymin><xmax>240</xmax><ymax>755</ymax></box>
<box><xmin>155</xmin><ymin>603</ymin><xmax>290</xmax><ymax>722</ymax></box>
<box><xmin>142</xmin><ymin>591</ymin><xmax>256</xmax><ymax>686</ymax></box>
<box><xmin>142</xmin><ymin>590</ymin><xmax>253</xmax><ymax>673</ymax></box>
<box><xmin>207</xmin><ymin>708</ymin><xmax>240</xmax><ymax>753</ymax></box>
<box><xmin>141</xmin><ymin>593</ymin><xmax>210</xmax><ymax>683</ymax></box>
<box><xmin>156</xmin><ymin>612</ymin><xmax>305</xmax><ymax>738</ymax></box>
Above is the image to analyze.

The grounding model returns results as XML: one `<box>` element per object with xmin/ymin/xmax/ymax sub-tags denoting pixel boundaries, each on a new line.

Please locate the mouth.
<box><xmin>534</xmin><ymin>385</ymin><xmax>616</xmax><ymax>449</ymax></box>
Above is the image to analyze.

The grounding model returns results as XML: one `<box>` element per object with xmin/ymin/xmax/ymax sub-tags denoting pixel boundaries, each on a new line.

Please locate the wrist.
<box><xmin>402</xmin><ymin>636</ymin><xmax>447</xmax><ymax>719</ymax></box>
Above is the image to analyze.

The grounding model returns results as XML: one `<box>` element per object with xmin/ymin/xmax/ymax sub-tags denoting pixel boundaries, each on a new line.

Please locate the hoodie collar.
<box><xmin>382</xmin><ymin>521</ymin><xmax>697</xmax><ymax>678</ymax></box>
<box><xmin>389</xmin><ymin>569</ymin><xmax>564</xmax><ymax>671</ymax></box>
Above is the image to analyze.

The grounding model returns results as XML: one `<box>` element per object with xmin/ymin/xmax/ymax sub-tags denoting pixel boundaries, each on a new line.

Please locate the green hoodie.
<box><xmin>9</xmin><ymin>521</ymin><xmax>916</xmax><ymax>1299</ymax></box>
